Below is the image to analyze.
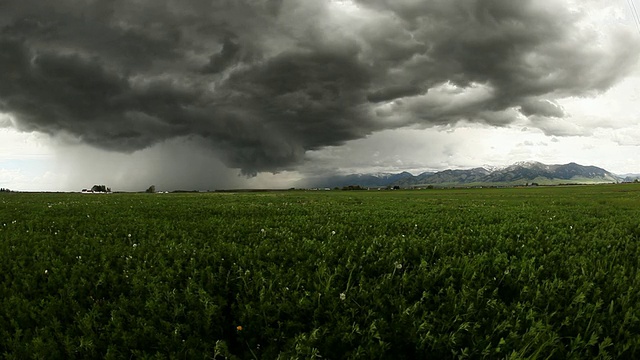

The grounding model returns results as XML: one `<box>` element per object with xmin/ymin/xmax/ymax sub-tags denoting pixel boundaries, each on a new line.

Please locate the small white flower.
<box><xmin>395</xmin><ymin>263</ymin><xmax>403</xmax><ymax>270</ymax></box>
<box><xmin>44</xmin><ymin>269</ymin><xmax>48</xmax><ymax>274</ymax></box>
<box><xmin>128</xmin><ymin>234</ymin><xmax>132</xmax><ymax>238</ymax></box>
<box><xmin>133</xmin><ymin>243</ymin><xmax>138</xmax><ymax>248</ymax></box>
<box><xmin>331</xmin><ymin>230</ymin><xmax>336</xmax><ymax>235</ymax></box>
<box><xmin>260</xmin><ymin>228</ymin><xmax>265</xmax><ymax>233</ymax></box>
<box><xmin>339</xmin><ymin>292</ymin><xmax>346</xmax><ymax>301</ymax></box>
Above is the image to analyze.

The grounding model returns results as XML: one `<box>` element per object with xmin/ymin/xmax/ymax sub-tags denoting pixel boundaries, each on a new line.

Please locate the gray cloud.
<box><xmin>202</xmin><ymin>37</ymin><xmax>243</xmax><ymax>74</ymax></box>
<box><xmin>520</xmin><ymin>99</ymin><xmax>565</xmax><ymax>118</ymax></box>
<box><xmin>532</xmin><ymin>117</ymin><xmax>593</xmax><ymax>137</ymax></box>
<box><xmin>1</xmin><ymin>0</ymin><xmax>638</xmax><ymax>175</ymax></box>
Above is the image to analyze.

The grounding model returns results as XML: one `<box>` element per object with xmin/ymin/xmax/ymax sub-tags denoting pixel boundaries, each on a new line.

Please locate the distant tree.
<box><xmin>0</xmin><ymin>188</ymin><xmax>10</xmax><ymax>192</ymax></box>
<box><xmin>146</xmin><ymin>185</ymin><xmax>156</xmax><ymax>193</ymax></box>
<box><xmin>91</xmin><ymin>185</ymin><xmax>108</xmax><ymax>193</ymax></box>
<box><xmin>342</xmin><ymin>185</ymin><xmax>365</xmax><ymax>191</ymax></box>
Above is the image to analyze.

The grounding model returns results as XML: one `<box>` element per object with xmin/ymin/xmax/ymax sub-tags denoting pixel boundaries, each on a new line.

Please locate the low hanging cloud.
<box><xmin>0</xmin><ymin>0</ymin><xmax>638</xmax><ymax>175</ymax></box>
<box><xmin>520</xmin><ymin>99</ymin><xmax>565</xmax><ymax>118</ymax></box>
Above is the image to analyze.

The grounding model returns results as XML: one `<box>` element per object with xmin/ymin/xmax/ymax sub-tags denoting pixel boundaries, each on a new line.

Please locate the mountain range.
<box><xmin>303</xmin><ymin>161</ymin><xmax>626</xmax><ymax>189</ymax></box>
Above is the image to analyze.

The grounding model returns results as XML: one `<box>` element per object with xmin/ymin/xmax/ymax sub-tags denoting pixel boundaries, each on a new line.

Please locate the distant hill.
<box><xmin>302</xmin><ymin>171</ymin><xmax>415</xmax><ymax>188</ymax></box>
<box><xmin>390</xmin><ymin>168</ymin><xmax>490</xmax><ymax>188</ymax></box>
<box><xmin>303</xmin><ymin>162</ymin><xmax>622</xmax><ymax>188</ymax></box>
<box><xmin>620</xmin><ymin>173</ymin><xmax>640</xmax><ymax>182</ymax></box>
<box><xmin>477</xmin><ymin>162</ymin><xmax>620</xmax><ymax>185</ymax></box>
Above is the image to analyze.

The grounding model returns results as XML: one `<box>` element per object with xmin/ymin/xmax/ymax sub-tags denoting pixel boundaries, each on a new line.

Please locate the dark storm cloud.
<box><xmin>202</xmin><ymin>37</ymin><xmax>242</xmax><ymax>74</ymax></box>
<box><xmin>367</xmin><ymin>85</ymin><xmax>423</xmax><ymax>103</ymax></box>
<box><xmin>0</xmin><ymin>0</ymin><xmax>638</xmax><ymax>174</ymax></box>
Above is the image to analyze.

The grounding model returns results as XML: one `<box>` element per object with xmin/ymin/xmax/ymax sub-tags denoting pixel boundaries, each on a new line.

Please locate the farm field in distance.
<box><xmin>2</xmin><ymin>185</ymin><xmax>640</xmax><ymax>359</ymax></box>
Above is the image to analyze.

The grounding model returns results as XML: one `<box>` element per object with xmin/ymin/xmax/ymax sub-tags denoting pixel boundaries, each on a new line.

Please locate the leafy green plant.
<box><xmin>1</xmin><ymin>185</ymin><xmax>640</xmax><ymax>358</ymax></box>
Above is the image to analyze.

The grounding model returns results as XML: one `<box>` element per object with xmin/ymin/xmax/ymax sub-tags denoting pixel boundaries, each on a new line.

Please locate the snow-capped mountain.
<box><xmin>302</xmin><ymin>162</ymin><xmax>623</xmax><ymax>188</ymax></box>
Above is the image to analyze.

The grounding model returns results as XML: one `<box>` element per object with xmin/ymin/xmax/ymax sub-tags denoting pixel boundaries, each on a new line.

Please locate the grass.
<box><xmin>1</xmin><ymin>184</ymin><xmax>640</xmax><ymax>358</ymax></box>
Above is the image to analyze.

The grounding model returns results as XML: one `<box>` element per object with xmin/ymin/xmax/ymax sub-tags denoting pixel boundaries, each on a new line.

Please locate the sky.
<box><xmin>1</xmin><ymin>0</ymin><xmax>639</xmax><ymax>191</ymax></box>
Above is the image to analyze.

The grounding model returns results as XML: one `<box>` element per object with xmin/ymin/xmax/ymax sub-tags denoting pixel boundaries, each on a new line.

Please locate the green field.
<box><xmin>2</xmin><ymin>185</ymin><xmax>640</xmax><ymax>359</ymax></box>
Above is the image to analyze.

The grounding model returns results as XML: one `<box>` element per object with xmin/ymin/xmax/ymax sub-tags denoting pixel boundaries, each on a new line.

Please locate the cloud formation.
<box><xmin>1</xmin><ymin>0</ymin><xmax>638</xmax><ymax>175</ymax></box>
<box><xmin>520</xmin><ymin>99</ymin><xmax>565</xmax><ymax>118</ymax></box>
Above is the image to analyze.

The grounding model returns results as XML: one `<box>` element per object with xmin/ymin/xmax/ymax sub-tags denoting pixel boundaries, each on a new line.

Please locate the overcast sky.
<box><xmin>1</xmin><ymin>0</ymin><xmax>639</xmax><ymax>191</ymax></box>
